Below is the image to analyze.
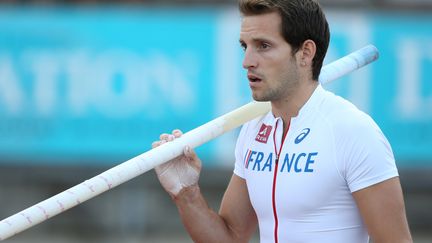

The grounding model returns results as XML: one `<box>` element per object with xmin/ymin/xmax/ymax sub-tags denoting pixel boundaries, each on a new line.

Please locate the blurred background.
<box><xmin>0</xmin><ymin>0</ymin><xmax>431</xmax><ymax>242</ymax></box>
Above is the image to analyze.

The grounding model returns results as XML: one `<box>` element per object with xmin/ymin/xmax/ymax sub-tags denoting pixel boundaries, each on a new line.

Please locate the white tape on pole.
<box><xmin>0</xmin><ymin>44</ymin><xmax>379</xmax><ymax>241</ymax></box>
<box><xmin>319</xmin><ymin>44</ymin><xmax>379</xmax><ymax>83</ymax></box>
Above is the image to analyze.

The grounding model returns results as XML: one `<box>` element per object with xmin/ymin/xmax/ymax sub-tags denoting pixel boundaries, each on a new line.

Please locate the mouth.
<box><xmin>247</xmin><ymin>73</ymin><xmax>263</xmax><ymax>83</ymax></box>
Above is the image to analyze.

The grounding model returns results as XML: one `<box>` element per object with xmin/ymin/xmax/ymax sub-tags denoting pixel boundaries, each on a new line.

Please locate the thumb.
<box><xmin>183</xmin><ymin>145</ymin><xmax>197</xmax><ymax>159</ymax></box>
<box><xmin>183</xmin><ymin>146</ymin><xmax>201</xmax><ymax>170</ymax></box>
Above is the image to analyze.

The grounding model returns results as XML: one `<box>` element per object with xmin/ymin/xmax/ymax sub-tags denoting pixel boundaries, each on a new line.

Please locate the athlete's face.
<box><xmin>240</xmin><ymin>11</ymin><xmax>300</xmax><ymax>102</ymax></box>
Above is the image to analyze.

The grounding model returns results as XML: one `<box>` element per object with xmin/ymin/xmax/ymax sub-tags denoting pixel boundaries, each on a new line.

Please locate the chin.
<box><xmin>252</xmin><ymin>94</ymin><xmax>270</xmax><ymax>102</ymax></box>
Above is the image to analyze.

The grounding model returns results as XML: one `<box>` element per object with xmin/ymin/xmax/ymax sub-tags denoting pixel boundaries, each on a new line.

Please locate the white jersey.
<box><xmin>234</xmin><ymin>85</ymin><xmax>398</xmax><ymax>243</ymax></box>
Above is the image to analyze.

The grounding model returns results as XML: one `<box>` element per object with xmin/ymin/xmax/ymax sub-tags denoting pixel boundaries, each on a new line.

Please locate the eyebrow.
<box><xmin>239</xmin><ymin>37</ymin><xmax>274</xmax><ymax>45</ymax></box>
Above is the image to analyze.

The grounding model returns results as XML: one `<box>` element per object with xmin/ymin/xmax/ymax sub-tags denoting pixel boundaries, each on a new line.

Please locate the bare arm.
<box><xmin>173</xmin><ymin>174</ymin><xmax>257</xmax><ymax>243</ymax></box>
<box><xmin>353</xmin><ymin>177</ymin><xmax>412</xmax><ymax>243</ymax></box>
<box><xmin>153</xmin><ymin>130</ymin><xmax>257</xmax><ymax>242</ymax></box>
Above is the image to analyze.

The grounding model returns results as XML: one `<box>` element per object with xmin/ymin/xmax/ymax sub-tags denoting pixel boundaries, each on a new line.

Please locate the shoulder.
<box><xmin>315</xmin><ymin>88</ymin><xmax>393</xmax><ymax>169</ymax></box>
<box><xmin>316</xmin><ymin>89</ymin><xmax>397</xmax><ymax>191</ymax></box>
<box><xmin>317</xmin><ymin>89</ymin><xmax>381</xmax><ymax>138</ymax></box>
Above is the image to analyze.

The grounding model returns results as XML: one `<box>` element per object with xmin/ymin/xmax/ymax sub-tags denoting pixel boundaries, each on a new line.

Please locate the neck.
<box><xmin>271</xmin><ymin>80</ymin><xmax>318</xmax><ymax>127</ymax></box>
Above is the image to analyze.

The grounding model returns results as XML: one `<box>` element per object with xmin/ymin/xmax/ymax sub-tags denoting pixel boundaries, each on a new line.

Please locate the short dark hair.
<box><xmin>239</xmin><ymin>0</ymin><xmax>330</xmax><ymax>80</ymax></box>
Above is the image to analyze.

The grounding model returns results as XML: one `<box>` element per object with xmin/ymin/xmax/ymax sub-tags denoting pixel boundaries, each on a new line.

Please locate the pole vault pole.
<box><xmin>0</xmin><ymin>44</ymin><xmax>379</xmax><ymax>241</ymax></box>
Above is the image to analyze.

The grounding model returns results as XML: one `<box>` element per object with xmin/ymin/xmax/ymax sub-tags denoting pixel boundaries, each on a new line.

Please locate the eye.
<box><xmin>258</xmin><ymin>42</ymin><xmax>271</xmax><ymax>50</ymax></box>
<box><xmin>240</xmin><ymin>42</ymin><xmax>247</xmax><ymax>51</ymax></box>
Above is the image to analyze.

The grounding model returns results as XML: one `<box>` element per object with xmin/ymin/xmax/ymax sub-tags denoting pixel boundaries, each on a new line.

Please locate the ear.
<box><xmin>297</xmin><ymin>40</ymin><xmax>316</xmax><ymax>67</ymax></box>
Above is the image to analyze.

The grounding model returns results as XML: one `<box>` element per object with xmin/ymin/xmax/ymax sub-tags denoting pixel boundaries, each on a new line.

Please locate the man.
<box><xmin>152</xmin><ymin>0</ymin><xmax>412</xmax><ymax>242</ymax></box>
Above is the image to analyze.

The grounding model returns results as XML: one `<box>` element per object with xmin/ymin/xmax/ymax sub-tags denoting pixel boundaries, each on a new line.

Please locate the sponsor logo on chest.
<box><xmin>255</xmin><ymin>124</ymin><xmax>272</xmax><ymax>144</ymax></box>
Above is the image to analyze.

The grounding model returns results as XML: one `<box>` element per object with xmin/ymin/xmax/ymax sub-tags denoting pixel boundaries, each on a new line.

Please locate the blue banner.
<box><xmin>0</xmin><ymin>7</ymin><xmax>220</xmax><ymax>164</ymax></box>
<box><xmin>0</xmin><ymin>7</ymin><xmax>430</xmax><ymax>167</ymax></box>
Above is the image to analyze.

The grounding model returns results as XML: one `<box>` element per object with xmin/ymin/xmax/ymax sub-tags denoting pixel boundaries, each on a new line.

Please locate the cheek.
<box><xmin>277</xmin><ymin>63</ymin><xmax>299</xmax><ymax>85</ymax></box>
<box><xmin>268</xmin><ymin>60</ymin><xmax>295</xmax><ymax>78</ymax></box>
<box><xmin>261</xmin><ymin>56</ymin><xmax>284</xmax><ymax>74</ymax></box>
<box><xmin>260</xmin><ymin>51</ymin><xmax>296</xmax><ymax>76</ymax></box>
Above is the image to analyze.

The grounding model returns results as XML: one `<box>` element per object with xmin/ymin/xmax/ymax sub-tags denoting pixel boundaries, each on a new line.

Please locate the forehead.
<box><xmin>240</xmin><ymin>11</ymin><xmax>283</xmax><ymax>41</ymax></box>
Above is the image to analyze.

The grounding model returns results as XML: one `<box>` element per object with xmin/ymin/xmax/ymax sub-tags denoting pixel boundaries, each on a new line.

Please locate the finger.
<box><xmin>160</xmin><ymin>133</ymin><xmax>170</xmax><ymax>141</ymax></box>
<box><xmin>172</xmin><ymin>129</ymin><xmax>183</xmax><ymax>138</ymax></box>
<box><xmin>151</xmin><ymin>140</ymin><xmax>166</xmax><ymax>148</ymax></box>
<box><xmin>152</xmin><ymin>141</ymin><xmax>162</xmax><ymax>148</ymax></box>
<box><xmin>167</xmin><ymin>134</ymin><xmax>175</xmax><ymax>142</ymax></box>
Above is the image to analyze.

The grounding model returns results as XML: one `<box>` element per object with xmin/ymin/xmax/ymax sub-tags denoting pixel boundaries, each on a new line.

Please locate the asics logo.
<box><xmin>295</xmin><ymin>128</ymin><xmax>310</xmax><ymax>144</ymax></box>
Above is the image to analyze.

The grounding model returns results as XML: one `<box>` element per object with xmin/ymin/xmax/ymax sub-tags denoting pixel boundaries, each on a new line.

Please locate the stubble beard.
<box><xmin>251</xmin><ymin>61</ymin><xmax>300</xmax><ymax>102</ymax></box>
<box><xmin>252</xmin><ymin>77</ymin><xmax>299</xmax><ymax>102</ymax></box>
<box><xmin>252</xmin><ymin>87</ymin><xmax>282</xmax><ymax>102</ymax></box>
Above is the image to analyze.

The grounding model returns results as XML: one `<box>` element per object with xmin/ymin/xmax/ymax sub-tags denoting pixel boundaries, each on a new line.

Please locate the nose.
<box><xmin>242</xmin><ymin>49</ymin><xmax>258</xmax><ymax>69</ymax></box>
